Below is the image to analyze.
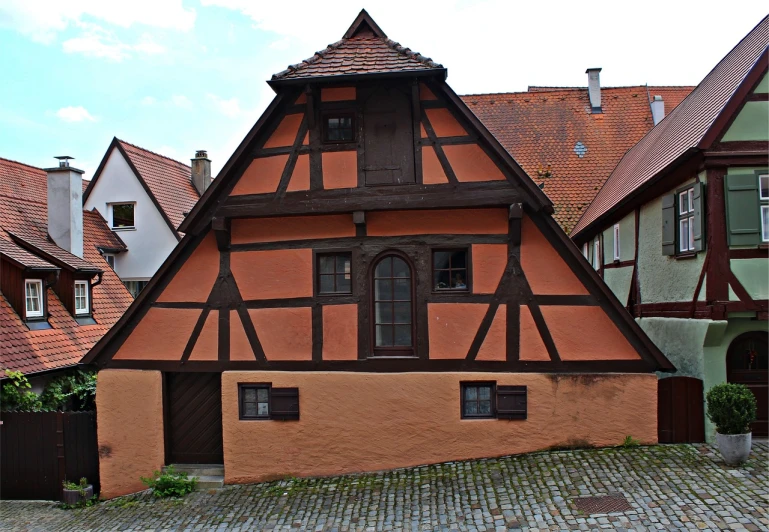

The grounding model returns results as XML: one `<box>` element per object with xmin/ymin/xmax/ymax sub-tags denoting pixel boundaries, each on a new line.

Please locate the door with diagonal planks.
<box><xmin>165</xmin><ymin>372</ymin><xmax>224</xmax><ymax>464</ymax></box>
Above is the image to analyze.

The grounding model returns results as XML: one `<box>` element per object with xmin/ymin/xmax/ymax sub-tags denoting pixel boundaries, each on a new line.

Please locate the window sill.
<box><xmin>674</xmin><ymin>252</ymin><xmax>698</xmax><ymax>260</ymax></box>
<box><xmin>111</xmin><ymin>227</ymin><xmax>136</xmax><ymax>232</ymax></box>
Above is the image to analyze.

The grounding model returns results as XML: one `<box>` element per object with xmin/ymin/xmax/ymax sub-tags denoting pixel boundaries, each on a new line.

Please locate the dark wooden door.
<box><xmin>727</xmin><ymin>332</ymin><xmax>768</xmax><ymax>437</ymax></box>
<box><xmin>362</xmin><ymin>86</ymin><xmax>415</xmax><ymax>185</ymax></box>
<box><xmin>166</xmin><ymin>373</ymin><xmax>223</xmax><ymax>464</ymax></box>
<box><xmin>657</xmin><ymin>376</ymin><xmax>705</xmax><ymax>443</ymax></box>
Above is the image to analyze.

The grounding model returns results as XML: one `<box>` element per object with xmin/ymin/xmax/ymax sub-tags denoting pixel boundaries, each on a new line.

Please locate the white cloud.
<box><xmin>140</xmin><ymin>96</ymin><xmax>157</xmax><ymax>106</ymax></box>
<box><xmin>171</xmin><ymin>95</ymin><xmax>193</xmax><ymax>109</ymax></box>
<box><xmin>207</xmin><ymin>94</ymin><xmax>241</xmax><ymax>118</ymax></box>
<box><xmin>61</xmin><ymin>23</ymin><xmax>166</xmax><ymax>61</ymax></box>
<box><xmin>56</xmin><ymin>106</ymin><xmax>97</xmax><ymax>123</ymax></box>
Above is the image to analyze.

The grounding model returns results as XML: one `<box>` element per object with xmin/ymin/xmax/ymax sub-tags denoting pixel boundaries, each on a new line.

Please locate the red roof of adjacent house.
<box><xmin>572</xmin><ymin>16</ymin><xmax>769</xmax><ymax>238</ymax></box>
<box><xmin>271</xmin><ymin>9</ymin><xmax>443</xmax><ymax>82</ymax></box>
<box><xmin>462</xmin><ymin>85</ymin><xmax>694</xmax><ymax>233</ymax></box>
<box><xmin>0</xmin><ymin>157</ymin><xmax>133</xmax><ymax>377</ymax></box>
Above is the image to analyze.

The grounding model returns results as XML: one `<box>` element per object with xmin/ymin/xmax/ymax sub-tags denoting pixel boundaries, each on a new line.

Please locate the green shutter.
<box><xmin>725</xmin><ymin>174</ymin><xmax>761</xmax><ymax>246</ymax></box>
<box><xmin>692</xmin><ymin>182</ymin><xmax>706</xmax><ymax>252</ymax></box>
<box><xmin>661</xmin><ymin>194</ymin><xmax>675</xmax><ymax>255</ymax></box>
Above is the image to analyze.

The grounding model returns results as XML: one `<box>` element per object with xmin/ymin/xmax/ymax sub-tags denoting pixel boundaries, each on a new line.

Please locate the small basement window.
<box><xmin>25</xmin><ymin>279</ymin><xmax>44</xmax><ymax>319</ymax></box>
<box><xmin>74</xmin><ymin>280</ymin><xmax>89</xmax><ymax>315</ymax></box>
<box><xmin>111</xmin><ymin>203</ymin><xmax>135</xmax><ymax>229</ymax></box>
<box><xmin>239</xmin><ymin>384</ymin><xmax>299</xmax><ymax>421</ymax></box>
<box><xmin>461</xmin><ymin>382</ymin><xmax>495</xmax><ymax>419</ymax></box>
<box><xmin>317</xmin><ymin>253</ymin><xmax>352</xmax><ymax>294</ymax></box>
<box><xmin>323</xmin><ymin>113</ymin><xmax>355</xmax><ymax>143</ymax></box>
<box><xmin>239</xmin><ymin>385</ymin><xmax>270</xmax><ymax>419</ymax></box>
<box><xmin>433</xmin><ymin>249</ymin><xmax>469</xmax><ymax>291</ymax></box>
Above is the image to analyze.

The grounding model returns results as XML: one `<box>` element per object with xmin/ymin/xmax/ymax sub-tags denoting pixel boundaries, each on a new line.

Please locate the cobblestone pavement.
<box><xmin>2</xmin><ymin>443</ymin><xmax>767</xmax><ymax>531</ymax></box>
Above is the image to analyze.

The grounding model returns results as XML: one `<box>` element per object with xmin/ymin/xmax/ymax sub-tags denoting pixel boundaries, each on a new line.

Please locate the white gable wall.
<box><xmin>84</xmin><ymin>148</ymin><xmax>179</xmax><ymax>280</ymax></box>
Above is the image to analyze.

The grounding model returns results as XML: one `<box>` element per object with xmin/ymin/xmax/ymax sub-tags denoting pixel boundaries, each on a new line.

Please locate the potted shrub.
<box><xmin>62</xmin><ymin>477</ymin><xmax>94</xmax><ymax>507</ymax></box>
<box><xmin>706</xmin><ymin>383</ymin><xmax>757</xmax><ymax>465</ymax></box>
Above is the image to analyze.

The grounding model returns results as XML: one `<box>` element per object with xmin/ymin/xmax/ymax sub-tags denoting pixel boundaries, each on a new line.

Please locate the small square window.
<box><xmin>461</xmin><ymin>382</ymin><xmax>495</xmax><ymax>419</ymax></box>
<box><xmin>25</xmin><ymin>279</ymin><xmax>44</xmax><ymax>319</ymax></box>
<box><xmin>240</xmin><ymin>385</ymin><xmax>271</xmax><ymax>419</ymax></box>
<box><xmin>112</xmin><ymin>203</ymin><xmax>135</xmax><ymax>229</ymax></box>
<box><xmin>323</xmin><ymin>114</ymin><xmax>355</xmax><ymax>143</ymax></box>
<box><xmin>317</xmin><ymin>253</ymin><xmax>352</xmax><ymax>294</ymax></box>
<box><xmin>124</xmin><ymin>280</ymin><xmax>148</xmax><ymax>298</ymax></box>
<box><xmin>433</xmin><ymin>249</ymin><xmax>468</xmax><ymax>291</ymax></box>
<box><xmin>74</xmin><ymin>280</ymin><xmax>89</xmax><ymax>315</ymax></box>
<box><xmin>104</xmin><ymin>254</ymin><xmax>115</xmax><ymax>269</ymax></box>
<box><xmin>762</xmin><ymin>205</ymin><xmax>769</xmax><ymax>243</ymax></box>
<box><xmin>759</xmin><ymin>175</ymin><xmax>769</xmax><ymax>200</ymax></box>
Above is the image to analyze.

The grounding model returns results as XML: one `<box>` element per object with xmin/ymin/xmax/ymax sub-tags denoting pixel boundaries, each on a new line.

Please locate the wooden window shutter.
<box><xmin>692</xmin><ymin>182</ymin><xmax>706</xmax><ymax>252</ymax></box>
<box><xmin>661</xmin><ymin>194</ymin><xmax>676</xmax><ymax>256</ymax></box>
<box><xmin>725</xmin><ymin>174</ymin><xmax>761</xmax><ymax>246</ymax></box>
<box><xmin>496</xmin><ymin>386</ymin><xmax>527</xmax><ymax>420</ymax></box>
<box><xmin>270</xmin><ymin>387</ymin><xmax>300</xmax><ymax>421</ymax></box>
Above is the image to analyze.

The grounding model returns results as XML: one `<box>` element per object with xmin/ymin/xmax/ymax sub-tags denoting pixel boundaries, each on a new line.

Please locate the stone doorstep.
<box><xmin>162</xmin><ymin>464</ymin><xmax>224</xmax><ymax>490</ymax></box>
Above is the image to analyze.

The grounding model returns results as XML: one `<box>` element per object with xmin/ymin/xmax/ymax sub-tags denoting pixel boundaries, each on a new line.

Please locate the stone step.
<box><xmin>163</xmin><ymin>464</ymin><xmax>224</xmax><ymax>477</ymax></box>
<box><xmin>192</xmin><ymin>475</ymin><xmax>224</xmax><ymax>490</ymax></box>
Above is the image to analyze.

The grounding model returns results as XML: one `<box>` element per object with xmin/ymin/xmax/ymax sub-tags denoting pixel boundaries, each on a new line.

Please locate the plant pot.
<box><xmin>62</xmin><ymin>485</ymin><xmax>93</xmax><ymax>506</ymax></box>
<box><xmin>715</xmin><ymin>432</ymin><xmax>752</xmax><ymax>466</ymax></box>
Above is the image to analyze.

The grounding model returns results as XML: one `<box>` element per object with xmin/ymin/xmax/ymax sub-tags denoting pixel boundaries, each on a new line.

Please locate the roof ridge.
<box><xmin>462</xmin><ymin>85</ymin><xmax>696</xmax><ymax>98</ymax></box>
<box><xmin>116</xmin><ymin>139</ymin><xmax>191</xmax><ymax>170</ymax></box>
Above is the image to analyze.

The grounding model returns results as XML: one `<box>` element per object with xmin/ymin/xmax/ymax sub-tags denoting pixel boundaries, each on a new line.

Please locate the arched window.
<box><xmin>372</xmin><ymin>253</ymin><xmax>414</xmax><ymax>356</ymax></box>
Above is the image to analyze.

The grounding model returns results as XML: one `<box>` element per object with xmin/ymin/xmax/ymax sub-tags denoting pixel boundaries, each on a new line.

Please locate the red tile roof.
<box><xmin>271</xmin><ymin>10</ymin><xmax>442</xmax><ymax>82</ymax></box>
<box><xmin>572</xmin><ymin>16</ymin><xmax>769</xmax><ymax>238</ymax></box>
<box><xmin>0</xmin><ymin>157</ymin><xmax>133</xmax><ymax>377</ymax></box>
<box><xmin>462</xmin><ymin>85</ymin><xmax>694</xmax><ymax>233</ymax></box>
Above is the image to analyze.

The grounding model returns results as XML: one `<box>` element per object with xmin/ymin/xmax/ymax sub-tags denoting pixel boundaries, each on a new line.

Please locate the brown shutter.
<box><xmin>496</xmin><ymin>386</ymin><xmax>527</xmax><ymax>420</ymax></box>
<box><xmin>270</xmin><ymin>387</ymin><xmax>300</xmax><ymax>421</ymax></box>
<box><xmin>692</xmin><ymin>182</ymin><xmax>706</xmax><ymax>252</ymax></box>
<box><xmin>661</xmin><ymin>194</ymin><xmax>676</xmax><ymax>256</ymax></box>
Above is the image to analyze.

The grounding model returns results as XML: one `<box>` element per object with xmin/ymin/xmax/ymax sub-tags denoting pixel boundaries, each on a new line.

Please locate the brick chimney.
<box><xmin>46</xmin><ymin>156</ymin><xmax>84</xmax><ymax>258</ymax></box>
<box><xmin>651</xmin><ymin>95</ymin><xmax>665</xmax><ymax>125</ymax></box>
<box><xmin>586</xmin><ymin>68</ymin><xmax>602</xmax><ymax>113</ymax></box>
<box><xmin>191</xmin><ymin>150</ymin><xmax>211</xmax><ymax>196</ymax></box>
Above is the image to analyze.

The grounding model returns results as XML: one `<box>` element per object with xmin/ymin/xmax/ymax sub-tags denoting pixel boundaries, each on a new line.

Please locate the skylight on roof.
<box><xmin>574</xmin><ymin>141</ymin><xmax>587</xmax><ymax>158</ymax></box>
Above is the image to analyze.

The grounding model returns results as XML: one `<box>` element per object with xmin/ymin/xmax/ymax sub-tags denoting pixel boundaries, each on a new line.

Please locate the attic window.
<box><xmin>25</xmin><ymin>279</ymin><xmax>44</xmax><ymax>319</ymax></box>
<box><xmin>323</xmin><ymin>113</ymin><xmax>355</xmax><ymax>143</ymax></box>
<box><xmin>111</xmin><ymin>203</ymin><xmax>135</xmax><ymax>229</ymax></box>
<box><xmin>74</xmin><ymin>280</ymin><xmax>89</xmax><ymax>315</ymax></box>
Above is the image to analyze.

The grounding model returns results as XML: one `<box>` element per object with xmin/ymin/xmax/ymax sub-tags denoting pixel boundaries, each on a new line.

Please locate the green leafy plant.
<box><xmin>61</xmin><ymin>477</ymin><xmax>95</xmax><ymax>509</ymax></box>
<box><xmin>140</xmin><ymin>465</ymin><xmax>197</xmax><ymax>498</ymax></box>
<box><xmin>619</xmin><ymin>435</ymin><xmax>640</xmax><ymax>448</ymax></box>
<box><xmin>1</xmin><ymin>370</ymin><xmax>42</xmax><ymax>411</ymax></box>
<box><xmin>706</xmin><ymin>383</ymin><xmax>757</xmax><ymax>435</ymax></box>
<box><xmin>40</xmin><ymin>370</ymin><xmax>97</xmax><ymax>411</ymax></box>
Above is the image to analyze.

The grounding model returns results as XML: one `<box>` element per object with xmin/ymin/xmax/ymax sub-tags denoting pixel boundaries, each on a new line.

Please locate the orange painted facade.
<box><xmin>231</xmin><ymin>249</ymin><xmax>313</xmax><ymax>300</ymax></box>
<box><xmin>232</xmin><ymin>215</ymin><xmax>355</xmax><ymax>244</ymax></box>
<box><xmin>367</xmin><ymin>208</ymin><xmax>508</xmax><ymax>236</ymax></box>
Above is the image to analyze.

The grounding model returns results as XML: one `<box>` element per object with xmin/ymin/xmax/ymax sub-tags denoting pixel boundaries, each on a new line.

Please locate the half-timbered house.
<box><xmin>82</xmin><ymin>11</ymin><xmax>674</xmax><ymax>498</ymax></box>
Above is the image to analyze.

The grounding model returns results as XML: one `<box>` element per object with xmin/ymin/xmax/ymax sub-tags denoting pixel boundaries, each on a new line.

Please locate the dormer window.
<box><xmin>25</xmin><ymin>279</ymin><xmax>44</xmax><ymax>319</ymax></box>
<box><xmin>111</xmin><ymin>203</ymin><xmax>135</xmax><ymax>229</ymax></box>
<box><xmin>74</xmin><ymin>280</ymin><xmax>90</xmax><ymax>315</ymax></box>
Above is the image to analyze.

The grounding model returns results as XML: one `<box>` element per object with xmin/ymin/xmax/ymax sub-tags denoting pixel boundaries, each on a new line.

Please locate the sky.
<box><xmin>0</xmin><ymin>1</ymin><xmax>766</xmax><ymax>180</ymax></box>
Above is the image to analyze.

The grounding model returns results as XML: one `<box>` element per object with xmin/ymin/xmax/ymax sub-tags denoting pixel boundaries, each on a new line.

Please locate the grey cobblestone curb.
<box><xmin>1</xmin><ymin>443</ymin><xmax>766</xmax><ymax>531</ymax></box>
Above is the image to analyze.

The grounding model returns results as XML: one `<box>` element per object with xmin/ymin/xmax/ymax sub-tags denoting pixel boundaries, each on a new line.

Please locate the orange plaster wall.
<box><xmin>322</xmin><ymin>151</ymin><xmax>357</xmax><ymax>189</ymax></box>
<box><xmin>113</xmin><ymin>308</ymin><xmax>200</xmax><ymax>360</ymax></box>
<box><xmin>428</xmin><ymin>303</ymin><xmax>488</xmax><ymax>359</ymax></box>
<box><xmin>471</xmin><ymin>244</ymin><xmax>507</xmax><ymax>294</ymax></box>
<box><xmin>97</xmin><ymin>370</ymin><xmax>164</xmax><ymax>498</ymax></box>
<box><xmin>519</xmin><ymin>305</ymin><xmax>550</xmax><ymax>361</ymax></box>
<box><xmin>189</xmin><ymin>311</ymin><xmax>219</xmax><ymax>361</ymax></box>
<box><xmin>476</xmin><ymin>305</ymin><xmax>506</xmax><ymax>361</ymax></box>
<box><xmin>443</xmin><ymin>144</ymin><xmax>505</xmax><ymax>182</ymax></box>
<box><xmin>264</xmin><ymin>113</ymin><xmax>303</xmax><ymax>148</ymax></box>
<box><xmin>419</xmin><ymin>83</ymin><xmax>437</xmax><ymax>100</ymax></box>
<box><xmin>542</xmin><ymin>306</ymin><xmax>640</xmax><ymax>361</ymax></box>
<box><xmin>321</xmin><ymin>87</ymin><xmax>356</xmax><ymax>101</ymax></box>
<box><xmin>230</xmin><ymin>155</ymin><xmax>288</xmax><ymax>196</ymax></box>
<box><xmin>520</xmin><ymin>216</ymin><xmax>588</xmax><ymax>295</ymax></box>
<box><xmin>231</xmin><ymin>249</ymin><xmax>313</xmax><ymax>300</ymax></box>
<box><xmin>221</xmin><ymin>371</ymin><xmax>658</xmax><ymax>484</ymax></box>
<box><xmin>249</xmin><ymin>308</ymin><xmax>312</xmax><ymax>361</ymax></box>
<box><xmin>323</xmin><ymin>304</ymin><xmax>358</xmax><ymax>360</ymax></box>
<box><xmin>231</xmin><ymin>215</ymin><xmax>355</xmax><ymax>244</ymax></box>
<box><xmin>287</xmin><ymin>154</ymin><xmax>310</xmax><ymax>192</ymax></box>
<box><xmin>425</xmin><ymin>108</ymin><xmax>467</xmax><ymax>137</ymax></box>
<box><xmin>231</xmin><ymin>313</ymin><xmax>256</xmax><ymax>361</ymax></box>
<box><xmin>157</xmin><ymin>232</ymin><xmax>219</xmax><ymax>303</ymax></box>
<box><xmin>421</xmin><ymin>147</ymin><xmax>448</xmax><ymax>184</ymax></box>
<box><xmin>367</xmin><ymin>208</ymin><xmax>508</xmax><ymax>237</ymax></box>
<box><xmin>295</xmin><ymin>93</ymin><xmax>307</xmax><ymax>105</ymax></box>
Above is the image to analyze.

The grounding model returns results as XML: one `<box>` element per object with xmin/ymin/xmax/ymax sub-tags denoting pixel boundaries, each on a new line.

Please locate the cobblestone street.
<box><xmin>1</xmin><ymin>443</ymin><xmax>766</xmax><ymax>531</ymax></box>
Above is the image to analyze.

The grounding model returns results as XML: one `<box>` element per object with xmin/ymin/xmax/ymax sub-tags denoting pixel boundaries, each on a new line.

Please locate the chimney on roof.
<box><xmin>46</xmin><ymin>156</ymin><xmax>84</xmax><ymax>258</ymax></box>
<box><xmin>191</xmin><ymin>150</ymin><xmax>211</xmax><ymax>196</ymax></box>
<box><xmin>586</xmin><ymin>68</ymin><xmax>602</xmax><ymax>113</ymax></box>
<box><xmin>651</xmin><ymin>95</ymin><xmax>665</xmax><ymax>125</ymax></box>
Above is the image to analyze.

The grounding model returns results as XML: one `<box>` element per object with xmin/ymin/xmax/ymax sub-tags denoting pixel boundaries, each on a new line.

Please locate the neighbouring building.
<box><xmin>0</xmin><ymin>156</ymin><xmax>133</xmax><ymax>387</ymax></box>
<box><xmin>462</xmin><ymin>76</ymin><xmax>693</xmax><ymax>233</ymax></box>
<box><xmin>572</xmin><ymin>16</ymin><xmax>768</xmax><ymax>440</ymax></box>
<box><xmin>83</xmin><ymin>138</ymin><xmax>209</xmax><ymax>297</ymax></box>
<box><xmin>82</xmin><ymin>10</ymin><xmax>674</xmax><ymax>499</ymax></box>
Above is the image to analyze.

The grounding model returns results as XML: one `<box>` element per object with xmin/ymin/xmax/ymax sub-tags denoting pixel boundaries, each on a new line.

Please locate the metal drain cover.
<box><xmin>573</xmin><ymin>494</ymin><xmax>632</xmax><ymax>514</ymax></box>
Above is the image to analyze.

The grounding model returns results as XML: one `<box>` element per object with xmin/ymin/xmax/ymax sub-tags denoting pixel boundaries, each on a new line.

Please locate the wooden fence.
<box><xmin>0</xmin><ymin>411</ymin><xmax>99</xmax><ymax>501</ymax></box>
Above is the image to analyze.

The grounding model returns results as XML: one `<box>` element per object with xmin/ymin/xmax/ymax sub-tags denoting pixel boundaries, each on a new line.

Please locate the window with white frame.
<box><xmin>25</xmin><ymin>279</ymin><xmax>44</xmax><ymax>318</ymax></box>
<box><xmin>111</xmin><ymin>203</ymin><xmax>135</xmax><ymax>229</ymax></box>
<box><xmin>613</xmin><ymin>224</ymin><xmax>621</xmax><ymax>261</ymax></box>
<box><xmin>103</xmin><ymin>254</ymin><xmax>115</xmax><ymax>269</ymax></box>
<box><xmin>593</xmin><ymin>239</ymin><xmax>600</xmax><ymax>270</ymax></box>
<box><xmin>678</xmin><ymin>188</ymin><xmax>695</xmax><ymax>252</ymax></box>
<box><xmin>582</xmin><ymin>242</ymin><xmax>588</xmax><ymax>260</ymax></box>
<box><xmin>760</xmin><ymin>174</ymin><xmax>769</xmax><ymax>242</ymax></box>
<box><xmin>74</xmin><ymin>281</ymin><xmax>89</xmax><ymax>315</ymax></box>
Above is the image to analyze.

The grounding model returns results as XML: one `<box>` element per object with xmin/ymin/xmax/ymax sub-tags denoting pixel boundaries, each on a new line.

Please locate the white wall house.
<box><xmin>84</xmin><ymin>138</ymin><xmax>208</xmax><ymax>297</ymax></box>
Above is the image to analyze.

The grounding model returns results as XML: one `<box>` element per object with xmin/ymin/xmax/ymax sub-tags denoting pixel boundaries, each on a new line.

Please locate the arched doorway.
<box><xmin>726</xmin><ymin>331</ymin><xmax>768</xmax><ymax>437</ymax></box>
